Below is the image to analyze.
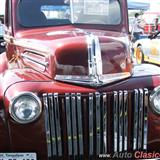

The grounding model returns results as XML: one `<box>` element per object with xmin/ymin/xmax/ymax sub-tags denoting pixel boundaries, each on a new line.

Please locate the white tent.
<box><xmin>128</xmin><ymin>0</ymin><xmax>150</xmax><ymax>10</ymax></box>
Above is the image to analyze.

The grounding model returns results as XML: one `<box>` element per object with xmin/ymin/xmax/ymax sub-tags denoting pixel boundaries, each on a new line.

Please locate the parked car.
<box><xmin>134</xmin><ymin>31</ymin><xmax>160</xmax><ymax>64</ymax></box>
<box><xmin>1</xmin><ymin>0</ymin><xmax>160</xmax><ymax>160</ymax></box>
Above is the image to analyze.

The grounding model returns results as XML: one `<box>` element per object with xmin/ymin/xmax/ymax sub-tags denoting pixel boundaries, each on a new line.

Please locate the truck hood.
<box><xmin>16</xmin><ymin>27</ymin><xmax>132</xmax><ymax>87</ymax></box>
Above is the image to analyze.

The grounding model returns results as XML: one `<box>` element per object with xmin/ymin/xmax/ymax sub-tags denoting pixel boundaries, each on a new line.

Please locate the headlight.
<box><xmin>150</xmin><ymin>86</ymin><xmax>160</xmax><ymax>115</ymax></box>
<box><xmin>9</xmin><ymin>92</ymin><xmax>42</xmax><ymax>124</ymax></box>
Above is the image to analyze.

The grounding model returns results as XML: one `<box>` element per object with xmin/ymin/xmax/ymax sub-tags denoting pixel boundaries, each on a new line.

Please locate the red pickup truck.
<box><xmin>0</xmin><ymin>0</ymin><xmax>160</xmax><ymax>160</ymax></box>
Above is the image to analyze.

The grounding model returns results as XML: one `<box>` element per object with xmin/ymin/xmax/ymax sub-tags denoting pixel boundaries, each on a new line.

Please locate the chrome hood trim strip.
<box><xmin>86</xmin><ymin>34</ymin><xmax>103</xmax><ymax>77</ymax></box>
<box><xmin>55</xmin><ymin>72</ymin><xmax>131</xmax><ymax>87</ymax></box>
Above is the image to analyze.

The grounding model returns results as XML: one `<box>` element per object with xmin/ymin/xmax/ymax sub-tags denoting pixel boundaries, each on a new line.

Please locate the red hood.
<box><xmin>15</xmin><ymin>27</ymin><xmax>132</xmax><ymax>86</ymax></box>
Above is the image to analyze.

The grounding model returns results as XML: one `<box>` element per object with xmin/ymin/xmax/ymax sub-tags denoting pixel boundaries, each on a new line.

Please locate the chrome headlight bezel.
<box><xmin>9</xmin><ymin>92</ymin><xmax>42</xmax><ymax>124</ymax></box>
<box><xmin>150</xmin><ymin>86</ymin><xmax>160</xmax><ymax>115</ymax></box>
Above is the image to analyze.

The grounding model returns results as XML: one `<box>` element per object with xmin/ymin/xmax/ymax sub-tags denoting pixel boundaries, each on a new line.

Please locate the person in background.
<box><xmin>149</xmin><ymin>18</ymin><xmax>159</xmax><ymax>38</ymax></box>
<box><xmin>154</xmin><ymin>18</ymin><xmax>159</xmax><ymax>32</ymax></box>
<box><xmin>131</xmin><ymin>13</ymin><xmax>144</xmax><ymax>41</ymax></box>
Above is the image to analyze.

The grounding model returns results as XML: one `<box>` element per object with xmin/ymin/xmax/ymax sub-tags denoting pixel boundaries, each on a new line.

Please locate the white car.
<box><xmin>134</xmin><ymin>31</ymin><xmax>160</xmax><ymax>65</ymax></box>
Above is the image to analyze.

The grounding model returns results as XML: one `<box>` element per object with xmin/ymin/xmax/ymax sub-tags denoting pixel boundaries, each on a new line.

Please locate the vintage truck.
<box><xmin>0</xmin><ymin>0</ymin><xmax>160</xmax><ymax>160</ymax></box>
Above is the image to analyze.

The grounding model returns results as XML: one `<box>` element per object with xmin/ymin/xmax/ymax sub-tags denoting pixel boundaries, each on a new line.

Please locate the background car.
<box><xmin>134</xmin><ymin>31</ymin><xmax>160</xmax><ymax>64</ymax></box>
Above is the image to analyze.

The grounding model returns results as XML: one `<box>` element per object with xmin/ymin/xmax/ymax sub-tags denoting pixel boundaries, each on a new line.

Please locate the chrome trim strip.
<box><xmin>76</xmin><ymin>93</ymin><xmax>83</xmax><ymax>155</ymax></box>
<box><xmin>133</xmin><ymin>89</ymin><xmax>139</xmax><ymax>150</ymax></box>
<box><xmin>65</xmin><ymin>93</ymin><xmax>72</xmax><ymax>155</ymax></box>
<box><xmin>118</xmin><ymin>91</ymin><xmax>123</xmax><ymax>152</ymax></box>
<box><xmin>94</xmin><ymin>36</ymin><xmax>103</xmax><ymax>75</ymax></box>
<box><xmin>89</xmin><ymin>93</ymin><xmax>94</xmax><ymax>155</ymax></box>
<box><xmin>86</xmin><ymin>34</ymin><xmax>102</xmax><ymax>84</ymax></box>
<box><xmin>21</xmin><ymin>54</ymin><xmax>48</xmax><ymax>67</ymax></box>
<box><xmin>53</xmin><ymin>93</ymin><xmax>62</xmax><ymax>156</ymax></box>
<box><xmin>24</xmin><ymin>49</ymin><xmax>49</xmax><ymax>57</ymax></box>
<box><xmin>55</xmin><ymin>72</ymin><xmax>131</xmax><ymax>87</ymax></box>
<box><xmin>138</xmin><ymin>89</ymin><xmax>144</xmax><ymax>149</ymax></box>
<box><xmin>43</xmin><ymin>94</ymin><xmax>52</xmax><ymax>157</ymax></box>
<box><xmin>48</xmin><ymin>93</ymin><xmax>57</xmax><ymax>155</ymax></box>
<box><xmin>113</xmin><ymin>91</ymin><xmax>118</xmax><ymax>152</ymax></box>
<box><xmin>143</xmin><ymin>89</ymin><xmax>148</xmax><ymax>150</ymax></box>
<box><xmin>123</xmin><ymin>91</ymin><xmax>128</xmax><ymax>151</ymax></box>
<box><xmin>102</xmin><ymin>93</ymin><xmax>107</xmax><ymax>153</ymax></box>
<box><xmin>96</xmin><ymin>92</ymin><xmax>101</xmax><ymax>154</ymax></box>
<box><xmin>71</xmin><ymin>93</ymin><xmax>78</xmax><ymax>155</ymax></box>
<box><xmin>87</xmin><ymin>34</ymin><xmax>96</xmax><ymax>77</ymax></box>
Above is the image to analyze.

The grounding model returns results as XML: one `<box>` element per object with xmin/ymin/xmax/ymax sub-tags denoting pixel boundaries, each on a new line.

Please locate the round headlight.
<box><xmin>150</xmin><ymin>86</ymin><xmax>160</xmax><ymax>115</ymax></box>
<box><xmin>10</xmin><ymin>92</ymin><xmax>42</xmax><ymax>124</ymax></box>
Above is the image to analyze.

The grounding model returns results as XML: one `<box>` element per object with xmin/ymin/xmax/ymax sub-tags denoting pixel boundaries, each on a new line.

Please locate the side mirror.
<box><xmin>0</xmin><ymin>36</ymin><xmax>5</xmax><ymax>46</ymax></box>
<box><xmin>0</xmin><ymin>41</ymin><xmax>6</xmax><ymax>47</ymax></box>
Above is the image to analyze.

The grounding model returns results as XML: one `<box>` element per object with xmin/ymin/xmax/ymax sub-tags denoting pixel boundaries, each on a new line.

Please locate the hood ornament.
<box><xmin>87</xmin><ymin>34</ymin><xmax>103</xmax><ymax>85</ymax></box>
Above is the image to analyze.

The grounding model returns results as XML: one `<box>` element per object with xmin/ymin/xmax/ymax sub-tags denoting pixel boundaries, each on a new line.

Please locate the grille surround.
<box><xmin>43</xmin><ymin>89</ymin><xmax>148</xmax><ymax>159</ymax></box>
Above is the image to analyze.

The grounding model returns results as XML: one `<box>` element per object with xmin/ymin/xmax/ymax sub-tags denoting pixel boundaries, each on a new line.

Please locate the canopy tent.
<box><xmin>128</xmin><ymin>0</ymin><xmax>150</xmax><ymax>10</ymax></box>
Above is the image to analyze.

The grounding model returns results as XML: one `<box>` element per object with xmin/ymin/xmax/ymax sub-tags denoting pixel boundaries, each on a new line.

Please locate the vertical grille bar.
<box><xmin>123</xmin><ymin>91</ymin><xmax>128</xmax><ymax>151</ymax></box>
<box><xmin>138</xmin><ymin>89</ymin><xmax>144</xmax><ymax>149</ymax></box>
<box><xmin>113</xmin><ymin>91</ymin><xmax>118</xmax><ymax>152</ymax></box>
<box><xmin>71</xmin><ymin>93</ymin><xmax>78</xmax><ymax>156</ymax></box>
<box><xmin>89</xmin><ymin>93</ymin><xmax>93</xmax><ymax>155</ymax></box>
<box><xmin>95</xmin><ymin>92</ymin><xmax>101</xmax><ymax>155</ymax></box>
<box><xmin>118</xmin><ymin>91</ymin><xmax>123</xmax><ymax>152</ymax></box>
<box><xmin>65</xmin><ymin>93</ymin><xmax>72</xmax><ymax>155</ymax></box>
<box><xmin>76</xmin><ymin>93</ymin><xmax>83</xmax><ymax>155</ymax></box>
<box><xmin>48</xmin><ymin>94</ymin><xmax>57</xmax><ymax>156</ymax></box>
<box><xmin>143</xmin><ymin>89</ymin><xmax>148</xmax><ymax>150</ymax></box>
<box><xmin>127</xmin><ymin>92</ymin><xmax>132</xmax><ymax>151</ymax></box>
<box><xmin>102</xmin><ymin>93</ymin><xmax>107</xmax><ymax>153</ymax></box>
<box><xmin>133</xmin><ymin>89</ymin><xmax>139</xmax><ymax>150</ymax></box>
<box><xmin>43</xmin><ymin>94</ymin><xmax>52</xmax><ymax>157</ymax></box>
<box><xmin>53</xmin><ymin>93</ymin><xmax>62</xmax><ymax>156</ymax></box>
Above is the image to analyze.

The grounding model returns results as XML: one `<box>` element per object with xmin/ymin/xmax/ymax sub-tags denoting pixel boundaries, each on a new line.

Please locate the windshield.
<box><xmin>17</xmin><ymin>0</ymin><xmax>121</xmax><ymax>27</ymax></box>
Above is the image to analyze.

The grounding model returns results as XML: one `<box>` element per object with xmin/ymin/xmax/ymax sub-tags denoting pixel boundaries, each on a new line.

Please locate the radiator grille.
<box><xmin>42</xmin><ymin>89</ymin><xmax>148</xmax><ymax>159</ymax></box>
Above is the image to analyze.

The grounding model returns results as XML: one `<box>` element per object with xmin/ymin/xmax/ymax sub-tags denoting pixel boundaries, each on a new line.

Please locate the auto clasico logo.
<box><xmin>98</xmin><ymin>151</ymin><xmax>160</xmax><ymax>159</ymax></box>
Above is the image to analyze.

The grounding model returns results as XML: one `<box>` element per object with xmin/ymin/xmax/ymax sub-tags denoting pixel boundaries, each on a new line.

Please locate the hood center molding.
<box><xmin>87</xmin><ymin>34</ymin><xmax>103</xmax><ymax>84</ymax></box>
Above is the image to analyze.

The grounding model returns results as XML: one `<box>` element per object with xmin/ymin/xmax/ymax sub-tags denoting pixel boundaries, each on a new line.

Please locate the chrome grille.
<box><xmin>43</xmin><ymin>89</ymin><xmax>148</xmax><ymax>159</ymax></box>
